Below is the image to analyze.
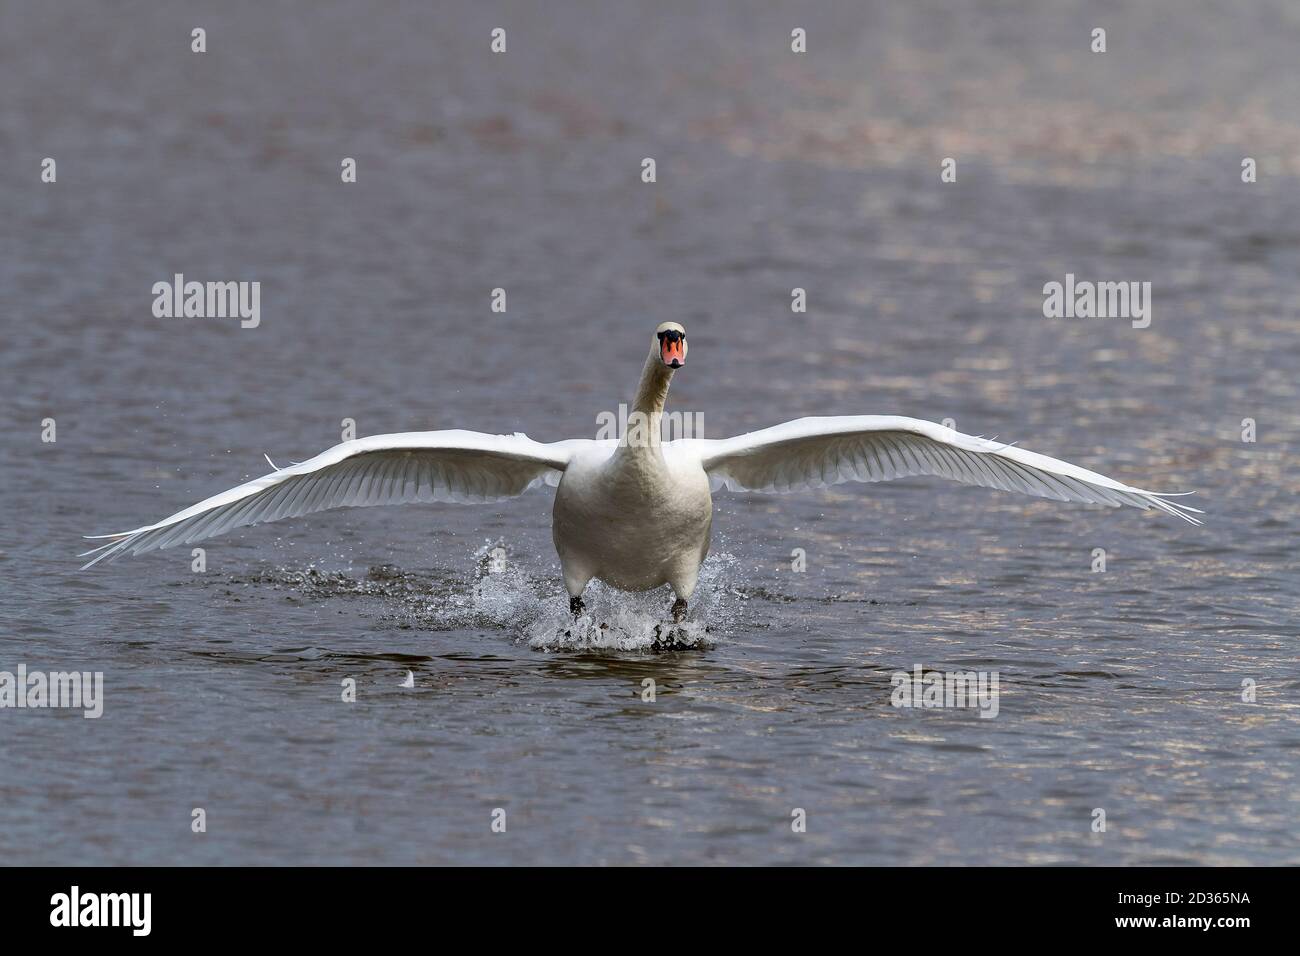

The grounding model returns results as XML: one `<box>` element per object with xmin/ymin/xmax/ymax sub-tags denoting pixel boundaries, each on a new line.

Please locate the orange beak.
<box><xmin>661</xmin><ymin>336</ymin><xmax>685</xmax><ymax>368</ymax></box>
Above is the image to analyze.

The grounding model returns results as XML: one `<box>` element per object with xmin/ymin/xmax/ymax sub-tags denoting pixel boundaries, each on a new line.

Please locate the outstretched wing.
<box><xmin>686</xmin><ymin>416</ymin><xmax>1201</xmax><ymax>523</ymax></box>
<box><xmin>82</xmin><ymin>430</ymin><xmax>579</xmax><ymax>568</ymax></box>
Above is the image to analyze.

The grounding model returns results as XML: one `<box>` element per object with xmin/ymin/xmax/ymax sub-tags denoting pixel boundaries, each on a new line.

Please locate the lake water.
<box><xmin>1</xmin><ymin>0</ymin><xmax>1296</xmax><ymax>865</ymax></box>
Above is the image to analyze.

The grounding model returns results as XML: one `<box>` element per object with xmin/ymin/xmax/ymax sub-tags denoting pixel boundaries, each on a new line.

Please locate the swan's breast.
<box><xmin>551</xmin><ymin>445</ymin><xmax>712</xmax><ymax>589</ymax></box>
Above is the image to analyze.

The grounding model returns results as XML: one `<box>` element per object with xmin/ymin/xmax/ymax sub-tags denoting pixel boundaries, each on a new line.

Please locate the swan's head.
<box><xmin>655</xmin><ymin>321</ymin><xmax>687</xmax><ymax>370</ymax></box>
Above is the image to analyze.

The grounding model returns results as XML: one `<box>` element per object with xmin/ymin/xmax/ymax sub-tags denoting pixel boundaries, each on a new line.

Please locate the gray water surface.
<box><xmin>1</xmin><ymin>1</ymin><xmax>1297</xmax><ymax>865</ymax></box>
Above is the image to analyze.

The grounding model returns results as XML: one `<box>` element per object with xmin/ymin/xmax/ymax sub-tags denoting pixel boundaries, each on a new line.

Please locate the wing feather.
<box><xmin>82</xmin><ymin>430</ymin><xmax>579</xmax><ymax>568</ymax></box>
<box><xmin>681</xmin><ymin>416</ymin><xmax>1201</xmax><ymax>524</ymax></box>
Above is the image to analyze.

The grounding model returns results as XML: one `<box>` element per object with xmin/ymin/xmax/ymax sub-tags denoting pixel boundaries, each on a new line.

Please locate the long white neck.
<box><xmin>618</xmin><ymin>344</ymin><xmax>674</xmax><ymax>457</ymax></box>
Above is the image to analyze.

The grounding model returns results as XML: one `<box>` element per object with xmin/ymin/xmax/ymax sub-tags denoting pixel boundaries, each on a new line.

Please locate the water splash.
<box><xmin>433</xmin><ymin>541</ymin><xmax>748</xmax><ymax>652</ymax></box>
<box><xmin>225</xmin><ymin>543</ymin><xmax>752</xmax><ymax>652</ymax></box>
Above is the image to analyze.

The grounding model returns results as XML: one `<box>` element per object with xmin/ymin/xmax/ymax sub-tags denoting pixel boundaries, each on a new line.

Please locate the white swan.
<box><xmin>82</xmin><ymin>321</ymin><xmax>1201</xmax><ymax>622</ymax></box>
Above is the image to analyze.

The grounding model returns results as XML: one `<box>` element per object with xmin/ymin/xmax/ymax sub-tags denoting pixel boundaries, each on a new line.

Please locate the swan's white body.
<box><xmin>83</xmin><ymin>323</ymin><xmax>1201</xmax><ymax>617</ymax></box>
<box><xmin>553</xmin><ymin>438</ymin><xmax>713</xmax><ymax>598</ymax></box>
